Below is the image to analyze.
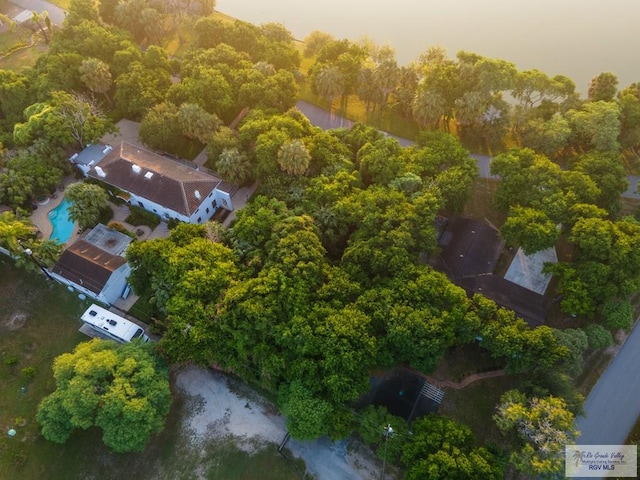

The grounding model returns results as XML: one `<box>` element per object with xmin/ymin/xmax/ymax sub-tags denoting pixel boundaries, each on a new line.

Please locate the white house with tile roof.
<box><xmin>83</xmin><ymin>143</ymin><xmax>235</xmax><ymax>224</ymax></box>
<box><xmin>50</xmin><ymin>224</ymin><xmax>133</xmax><ymax>305</ymax></box>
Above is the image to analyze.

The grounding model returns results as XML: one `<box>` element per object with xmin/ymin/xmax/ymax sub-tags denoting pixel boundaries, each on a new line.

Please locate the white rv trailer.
<box><xmin>81</xmin><ymin>304</ymin><xmax>149</xmax><ymax>344</ymax></box>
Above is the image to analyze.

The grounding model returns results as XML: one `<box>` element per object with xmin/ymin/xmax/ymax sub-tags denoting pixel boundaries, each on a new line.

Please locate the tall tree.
<box><xmin>412</xmin><ymin>86</ymin><xmax>445</xmax><ymax>129</ymax></box>
<box><xmin>49</xmin><ymin>91</ymin><xmax>114</xmax><ymax>148</ymax></box>
<box><xmin>303</xmin><ymin>30</ymin><xmax>335</xmax><ymax>58</ymax></box>
<box><xmin>64</xmin><ymin>182</ymin><xmax>109</xmax><ymax>230</ymax></box>
<box><xmin>500</xmin><ymin>206</ymin><xmax>559</xmax><ymax>254</ymax></box>
<box><xmin>0</xmin><ymin>211</ymin><xmax>36</xmax><ymax>254</ymax></box>
<box><xmin>14</xmin><ymin>92</ymin><xmax>114</xmax><ymax>149</ymax></box>
<box><xmin>36</xmin><ymin>339</ymin><xmax>171</xmax><ymax>452</ymax></box>
<box><xmin>114</xmin><ymin>62</ymin><xmax>172</xmax><ymax>120</ymax></box>
<box><xmin>177</xmin><ymin>102</ymin><xmax>220</xmax><ymax>144</ymax></box>
<box><xmin>587</xmin><ymin>72</ymin><xmax>618</xmax><ymax>102</ymax></box>
<box><xmin>79</xmin><ymin>57</ymin><xmax>113</xmax><ymax>107</ymax></box>
<box><xmin>402</xmin><ymin>414</ymin><xmax>503</xmax><ymax>480</ymax></box>
<box><xmin>277</xmin><ymin>139</ymin><xmax>311</xmax><ymax>176</ymax></box>
<box><xmin>568</xmin><ymin>101</ymin><xmax>621</xmax><ymax>152</ymax></box>
<box><xmin>313</xmin><ymin>65</ymin><xmax>344</xmax><ymax>111</ymax></box>
<box><xmin>215</xmin><ymin>148</ymin><xmax>252</xmax><ymax>186</ymax></box>
<box><xmin>138</xmin><ymin>102</ymin><xmax>182</xmax><ymax>152</ymax></box>
<box><xmin>494</xmin><ymin>390</ymin><xmax>578</xmax><ymax>477</ymax></box>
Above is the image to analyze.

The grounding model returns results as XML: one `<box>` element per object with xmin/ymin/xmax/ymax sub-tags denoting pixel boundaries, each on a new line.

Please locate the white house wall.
<box><xmin>187</xmin><ymin>189</ymin><xmax>223</xmax><ymax>224</ymax></box>
<box><xmin>49</xmin><ymin>264</ymin><xmax>130</xmax><ymax>306</ymax></box>
<box><xmin>128</xmin><ymin>193</ymin><xmax>190</xmax><ymax>223</ymax></box>
<box><xmin>48</xmin><ymin>271</ymin><xmax>107</xmax><ymax>304</ymax></box>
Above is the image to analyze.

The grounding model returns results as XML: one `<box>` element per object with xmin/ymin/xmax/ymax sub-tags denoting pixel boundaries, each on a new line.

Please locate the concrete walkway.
<box><xmin>102</xmin><ymin>119</ymin><xmax>144</xmax><ymax>148</ymax></box>
<box><xmin>29</xmin><ymin>175</ymin><xmax>81</xmax><ymax>245</ymax></box>
<box><xmin>416</xmin><ymin>369</ymin><xmax>506</xmax><ymax>390</ymax></box>
<box><xmin>222</xmin><ymin>180</ymin><xmax>259</xmax><ymax>228</ymax></box>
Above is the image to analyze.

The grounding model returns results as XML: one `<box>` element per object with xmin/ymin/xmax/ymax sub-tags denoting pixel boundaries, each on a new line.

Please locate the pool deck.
<box><xmin>29</xmin><ymin>176</ymin><xmax>82</xmax><ymax>245</ymax></box>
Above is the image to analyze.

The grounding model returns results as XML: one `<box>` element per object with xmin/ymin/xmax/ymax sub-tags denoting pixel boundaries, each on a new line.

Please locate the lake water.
<box><xmin>216</xmin><ymin>0</ymin><xmax>640</xmax><ymax>94</ymax></box>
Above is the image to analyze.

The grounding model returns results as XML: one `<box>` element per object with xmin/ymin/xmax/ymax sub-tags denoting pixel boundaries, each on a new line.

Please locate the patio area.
<box><xmin>29</xmin><ymin>175</ymin><xmax>82</xmax><ymax>245</ymax></box>
<box><xmin>29</xmin><ymin>176</ymin><xmax>170</xmax><ymax>248</ymax></box>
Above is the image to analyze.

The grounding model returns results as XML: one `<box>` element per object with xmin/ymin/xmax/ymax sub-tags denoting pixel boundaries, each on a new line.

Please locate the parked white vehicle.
<box><xmin>81</xmin><ymin>304</ymin><xmax>149</xmax><ymax>344</ymax></box>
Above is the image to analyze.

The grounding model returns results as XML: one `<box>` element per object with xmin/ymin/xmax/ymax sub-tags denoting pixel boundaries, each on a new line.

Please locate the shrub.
<box><xmin>97</xmin><ymin>206</ymin><xmax>114</xmax><ymax>227</ymax></box>
<box><xmin>5</xmin><ymin>356</ymin><xmax>19</xmax><ymax>366</ymax></box>
<box><xmin>125</xmin><ymin>206</ymin><xmax>161</xmax><ymax>229</ymax></box>
<box><xmin>22</xmin><ymin>367</ymin><xmax>36</xmax><ymax>379</ymax></box>
<box><xmin>107</xmin><ymin>221</ymin><xmax>129</xmax><ymax>234</ymax></box>
<box><xmin>600</xmin><ymin>299</ymin><xmax>633</xmax><ymax>330</ymax></box>
<box><xmin>584</xmin><ymin>324</ymin><xmax>614</xmax><ymax>349</ymax></box>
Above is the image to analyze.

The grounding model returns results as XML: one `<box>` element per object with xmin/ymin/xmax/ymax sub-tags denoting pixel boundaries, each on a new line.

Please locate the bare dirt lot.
<box><xmin>175</xmin><ymin>365</ymin><xmax>393</xmax><ymax>480</ymax></box>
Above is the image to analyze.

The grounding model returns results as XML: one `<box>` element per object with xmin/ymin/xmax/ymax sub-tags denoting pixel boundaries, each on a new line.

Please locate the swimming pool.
<box><xmin>48</xmin><ymin>199</ymin><xmax>75</xmax><ymax>243</ymax></box>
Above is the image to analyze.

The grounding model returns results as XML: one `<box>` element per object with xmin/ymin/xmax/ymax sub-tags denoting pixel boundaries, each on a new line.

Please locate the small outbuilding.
<box><xmin>50</xmin><ymin>224</ymin><xmax>133</xmax><ymax>305</ymax></box>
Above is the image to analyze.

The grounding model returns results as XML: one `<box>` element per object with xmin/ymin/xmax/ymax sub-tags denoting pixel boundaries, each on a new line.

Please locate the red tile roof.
<box><xmin>88</xmin><ymin>143</ymin><xmax>222</xmax><ymax>216</ymax></box>
<box><xmin>52</xmin><ymin>239</ymin><xmax>126</xmax><ymax>294</ymax></box>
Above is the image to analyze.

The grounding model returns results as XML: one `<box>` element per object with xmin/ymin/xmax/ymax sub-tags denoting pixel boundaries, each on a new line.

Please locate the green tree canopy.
<box><xmin>494</xmin><ymin>389</ymin><xmax>577</xmax><ymax>477</ymax></box>
<box><xmin>64</xmin><ymin>182</ymin><xmax>109</xmax><ymax>230</ymax></box>
<box><xmin>36</xmin><ymin>339</ymin><xmax>172</xmax><ymax>452</ymax></box>
<box><xmin>402</xmin><ymin>414</ymin><xmax>503</xmax><ymax>480</ymax></box>
<box><xmin>500</xmin><ymin>206</ymin><xmax>559</xmax><ymax>254</ymax></box>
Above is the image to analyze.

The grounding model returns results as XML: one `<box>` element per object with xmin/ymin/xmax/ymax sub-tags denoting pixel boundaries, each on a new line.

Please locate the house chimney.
<box><xmin>194</xmin><ymin>190</ymin><xmax>201</xmax><ymax>200</ymax></box>
<box><xmin>132</xmin><ymin>164</ymin><xmax>141</xmax><ymax>174</ymax></box>
<box><xmin>95</xmin><ymin>166</ymin><xmax>106</xmax><ymax>177</ymax></box>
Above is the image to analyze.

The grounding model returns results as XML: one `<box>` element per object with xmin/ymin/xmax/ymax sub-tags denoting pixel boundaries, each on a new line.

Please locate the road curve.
<box><xmin>296</xmin><ymin>100</ymin><xmax>637</xmax><ymax>193</ymax></box>
<box><xmin>9</xmin><ymin>0</ymin><xmax>66</xmax><ymax>25</ymax></box>
<box><xmin>575</xmin><ymin>321</ymin><xmax>640</xmax><ymax>446</ymax></box>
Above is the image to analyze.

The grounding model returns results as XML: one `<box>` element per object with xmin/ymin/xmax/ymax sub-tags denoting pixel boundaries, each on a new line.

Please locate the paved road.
<box><xmin>296</xmin><ymin>100</ymin><xmax>636</xmax><ymax>190</ymax></box>
<box><xmin>296</xmin><ymin>100</ymin><xmax>496</xmax><ymax>177</ymax></box>
<box><xmin>625</xmin><ymin>175</ymin><xmax>640</xmax><ymax>199</ymax></box>
<box><xmin>575</xmin><ymin>321</ymin><xmax>640</xmax><ymax>445</ymax></box>
<box><xmin>9</xmin><ymin>0</ymin><xmax>66</xmax><ymax>25</ymax></box>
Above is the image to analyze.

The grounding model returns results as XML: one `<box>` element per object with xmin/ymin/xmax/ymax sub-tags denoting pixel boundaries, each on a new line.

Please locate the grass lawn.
<box><xmin>430</xmin><ymin>343</ymin><xmax>505</xmax><ymax>384</ymax></box>
<box><xmin>438</xmin><ymin>374</ymin><xmax>520</xmax><ymax>447</ymax></box>
<box><xmin>42</xmin><ymin>0</ymin><xmax>69</xmax><ymax>9</ymax></box>
<box><xmin>0</xmin><ymin>259</ymin><xmax>87</xmax><ymax>477</ymax></box>
<box><xmin>298</xmin><ymin>89</ymin><xmax>421</xmax><ymax>142</ymax></box>
<box><xmin>0</xmin><ymin>260</ymin><xmax>305</xmax><ymax>480</ymax></box>
<box><xmin>0</xmin><ymin>30</ymin><xmax>24</xmax><ymax>52</ymax></box>
<box><xmin>0</xmin><ymin>41</ymin><xmax>48</xmax><ymax>71</ymax></box>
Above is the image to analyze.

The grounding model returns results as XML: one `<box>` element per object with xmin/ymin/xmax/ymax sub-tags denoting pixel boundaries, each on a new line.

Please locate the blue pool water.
<box><xmin>48</xmin><ymin>199</ymin><xmax>75</xmax><ymax>243</ymax></box>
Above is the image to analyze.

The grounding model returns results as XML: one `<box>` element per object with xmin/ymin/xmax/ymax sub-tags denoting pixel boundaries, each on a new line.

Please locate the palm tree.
<box><xmin>373</xmin><ymin>58</ymin><xmax>399</xmax><ymax>113</ymax></box>
<box><xmin>357</xmin><ymin>66</ymin><xmax>382</xmax><ymax>115</ymax></box>
<box><xmin>253</xmin><ymin>61</ymin><xmax>276</xmax><ymax>76</ymax></box>
<box><xmin>314</xmin><ymin>65</ymin><xmax>344</xmax><ymax>112</ymax></box>
<box><xmin>277</xmin><ymin>139</ymin><xmax>310</xmax><ymax>176</ymax></box>
<box><xmin>64</xmin><ymin>182</ymin><xmax>109</xmax><ymax>230</ymax></box>
<box><xmin>412</xmin><ymin>85</ymin><xmax>445</xmax><ymax>130</ymax></box>
<box><xmin>215</xmin><ymin>148</ymin><xmax>252</xmax><ymax>186</ymax></box>
<box><xmin>79</xmin><ymin>58</ymin><xmax>113</xmax><ymax>107</ymax></box>
<box><xmin>454</xmin><ymin>91</ymin><xmax>487</xmax><ymax>127</ymax></box>
<box><xmin>0</xmin><ymin>211</ymin><xmax>36</xmax><ymax>254</ymax></box>
<box><xmin>29</xmin><ymin>11</ymin><xmax>51</xmax><ymax>44</ymax></box>
<box><xmin>33</xmin><ymin>239</ymin><xmax>63</xmax><ymax>267</ymax></box>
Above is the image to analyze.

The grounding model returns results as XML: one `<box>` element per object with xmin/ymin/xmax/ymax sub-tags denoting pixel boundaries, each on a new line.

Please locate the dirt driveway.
<box><xmin>175</xmin><ymin>366</ymin><xmax>392</xmax><ymax>480</ymax></box>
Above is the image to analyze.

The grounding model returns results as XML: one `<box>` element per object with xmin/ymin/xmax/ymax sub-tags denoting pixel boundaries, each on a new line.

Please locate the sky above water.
<box><xmin>216</xmin><ymin>0</ymin><xmax>640</xmax><ymax>93</ymax></box>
